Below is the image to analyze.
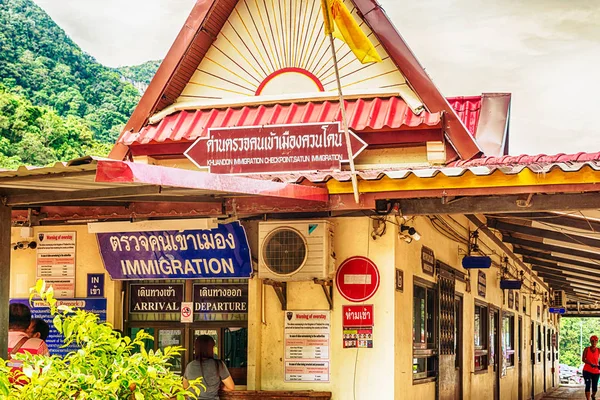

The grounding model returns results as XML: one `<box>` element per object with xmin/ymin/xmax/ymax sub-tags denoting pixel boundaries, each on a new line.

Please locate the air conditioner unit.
<box><xmin>551</xmin><ymin>290</ymin><xmax>567</xmax><ymax>308</ymax></box>
<box><xmin>258</xmin><ymin>220</ymin><xmax>334</xmax><ymax>282</ymax></box>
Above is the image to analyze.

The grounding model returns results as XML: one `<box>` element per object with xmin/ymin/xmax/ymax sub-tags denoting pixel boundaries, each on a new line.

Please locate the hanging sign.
<box><xmin>477</xmin><ymin>271</ymin><xmax>486</xmax><ymax>297</ymax></box>
<box><xmin>284</xmin><ymin>311</ymin><xmax>330</xmax><ymax>382</ymax></box>
<box><xmin>192</xmin><ymin>283</ymin><xmax>248</xmax><ymax>314</ymax></box>
<box><xmin>9</xmin><ymin>298</ymin><xmax>106</xmax><ymax>357</ymax></box>
<box><xmin>343</xmin><ymin>305</ymin><xmax>374</xmax><ymax>349</ymax></box>
<box><xmin>129</xmin><ymin>283</ymin><xmax>184</xmax><ymax>313</ymax></box>
<box><xmin>335</xmin><ymin>256</ymin><xmax>380</xmax><ymax>302</ymax></box>
<box><xmin>184</xmin><ymin>122</ymin><xmax>367</xmax><ymax>174</ymax></box>
<box><xmin>96</xmin><ymin>222</ymin><xmax>252</xmax><ymax>280</ymax></box>
<box><xmin>421</xmin><ymin>246</ymin><xmax>435</xmax><ymax>276</ymax></box>
<box><xmin>36</xmin><ymin>232</ymin><xmax>76</xmax><ymax>298</ymax></box>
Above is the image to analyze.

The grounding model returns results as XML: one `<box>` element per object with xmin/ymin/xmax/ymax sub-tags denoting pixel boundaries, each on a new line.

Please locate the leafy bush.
<box><xmin>0</xmin><ymin>280</ymin><xmax>204</xmax><ymax>399</ymax></box>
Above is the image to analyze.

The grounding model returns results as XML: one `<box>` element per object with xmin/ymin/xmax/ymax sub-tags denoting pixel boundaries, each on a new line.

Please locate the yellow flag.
<box><xmin>321</xmin><ymin>0</ymin><xmax>382</xmax><ymax>64</ymax></box>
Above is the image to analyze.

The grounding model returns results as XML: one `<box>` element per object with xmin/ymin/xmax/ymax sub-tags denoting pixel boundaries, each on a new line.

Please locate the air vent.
<box><xmin>262</xmin><ymin>228</ymin><xmax>307</xmax><ymax>275</ymax></box>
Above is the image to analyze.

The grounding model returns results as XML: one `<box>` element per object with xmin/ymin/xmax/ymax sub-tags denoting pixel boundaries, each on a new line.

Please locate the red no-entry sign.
<box><xmin>335</xmin><ymin>256</ymin><xmax>380</xmax><ymax>302</ymax></box>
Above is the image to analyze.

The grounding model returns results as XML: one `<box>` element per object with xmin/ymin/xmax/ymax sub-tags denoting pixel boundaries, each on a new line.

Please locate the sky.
<box><xmin>32</xmin><ymin>0</ymin><xmax>600</xmax><ymax>156</ymax></box>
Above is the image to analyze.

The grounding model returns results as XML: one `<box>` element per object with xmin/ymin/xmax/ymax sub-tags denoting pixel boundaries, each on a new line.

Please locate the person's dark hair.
<box><xmin>194</xmin><ymin>335</ymin><xmax>216</xmax><ymax>360</ymax></box>
<box><xmin>9</xmin><ymin>303</ymin><xmax>31</xmax><ymax>331</ymax></box>
<box><xmin>30</xmin><ymin>318</ymin><xmax>50</xmax><ymax>341</ymax></box>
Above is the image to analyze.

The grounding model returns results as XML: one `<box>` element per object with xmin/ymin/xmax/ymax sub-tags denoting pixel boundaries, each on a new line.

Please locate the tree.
<box><xmin>559</xmin><ymin>317</ymin><xmax>600</xmax><ymax>367</ymax></box>
<box><xmin>0</xmin><ymin>280</ymin><xmax>204</xmax><ymax>399</ymax></box>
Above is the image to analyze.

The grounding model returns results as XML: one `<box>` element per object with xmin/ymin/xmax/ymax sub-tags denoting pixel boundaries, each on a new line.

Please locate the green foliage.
<box><xmin>116</xmin><ymin>60</ymin><xmax>161</xmax><ymax>86</ymax></box>
<box><xmin>559</xmin><ymin>317</ymin><xmax>600</xmax><ymax>367</ymax></box>
<box><xmin>0</xmin><ymin>0</ymin><xmax>144</xmax><ymax>167</ymax></box>
<box><xmin>0</xmin><ymin>280</ymin><xmax>205</xmax><ymax>399</ymax></box>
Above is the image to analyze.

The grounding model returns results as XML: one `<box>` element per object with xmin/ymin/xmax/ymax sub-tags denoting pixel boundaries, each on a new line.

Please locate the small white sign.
<box><xmin>181</xmin><ymin>302</ymin><xmax>193</xmax><ymax>323</ymax></box>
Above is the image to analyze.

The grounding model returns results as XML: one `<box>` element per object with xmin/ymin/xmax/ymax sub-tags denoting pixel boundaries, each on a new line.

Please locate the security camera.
<box><xmin>12</xmin><ymin>241</ymin><xmax>37</xmax><ymax>251</ymax></box>
<box><xmin>400</xmin><ymin>225</ymin><xmax>421</xmax><ymax>242</ymax></box>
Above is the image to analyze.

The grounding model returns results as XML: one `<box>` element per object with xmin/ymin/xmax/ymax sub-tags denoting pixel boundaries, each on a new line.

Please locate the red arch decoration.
<box><xmin>255</xmin><ymin>67</ymin><xmax>324</xmax><ymax>95</ymax></box>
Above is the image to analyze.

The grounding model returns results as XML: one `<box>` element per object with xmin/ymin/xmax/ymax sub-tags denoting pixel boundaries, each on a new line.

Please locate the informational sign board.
<box><xmin>96</xmin><ymin>222</ymin><xmax>252</xmax><ymax>280</ymax></box>
<box><xmin>284</xmin><ymin>311</ymin><xmax>330</xmax><ymax>382</ymax></box>
<box><xmin>36</xmin><ymin>232</ymin><xmax>76</xmax><ymax>298</ymax></box>
<box><xmin>9</xmin><ymin>298</ymin><xmax>106</xmax><ymax>357</ymax></box>
<box><xmin>477</xmin><ymin>271</ymin><xmax>486</xmax><ymax>298</ymax></box>
<box><xmin>192</xmin><ymin>283</ymin><xmax>248</xmax><ymax>314</ymax></box>
<box><xmin>129</xmin><ymin>283</ymin><xmax>184</xmax><ymax>313</ymax></box>
<box><xmin>421</xmin><ymin>246</ymin><xmax>435</xmax><ymax>276</ymax></box>
<box><xmin>184</xmin><ymin>122</ymin><xmax>367</xmax><ymax>174</ymax></box>
<box><xmin>395</xmin><ymin>269</ymin><xmax>404</xmax><ymax>292</ymax></box>
<box><xmin>342</xmin><ymin>305</ymin><xmax>374</xmax><ymax>349</ymax></box>
<box><xmin>180</xmin><ymin>302</ymin><xmax>193</xmax><ymax>323</ymax></box>
<box><xmin>335</xmin><ymin>256</ymin><xmax>380</xmax><ymax>302</ymax></box>
<box><xmin>87</xmin><ymin>273</ymin><xmax>105</xmax><ymax>297</ymax></box>
<box><xmin>549</xmin><ymin>307</ymin><xmax>566</xmax><ymax>314</ymax></box>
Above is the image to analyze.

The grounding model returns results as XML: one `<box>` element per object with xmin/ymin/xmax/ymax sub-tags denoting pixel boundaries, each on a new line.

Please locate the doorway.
<box><xmin>490</xmin><ymin>307</ymin><xmax>501</xmax><ymax>400</ymax></box>
<box><xmin>437</xmin><ymin>267</ymin><xmax>462</xmax><ymax>400</ymax></box>
<box><xmin>518</xmin><ymin>316</ymin><xmax>523</xmax><ymax>400</ymax></box>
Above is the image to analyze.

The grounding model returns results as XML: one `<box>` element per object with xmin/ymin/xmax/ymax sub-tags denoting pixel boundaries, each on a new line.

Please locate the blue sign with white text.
<box><xmin>96</xmin><ymin>222</ymin><xmax>252</xmax><ymax>280</ymax></box>
<box><xmin>9</xmin><ymin>298</ymin><xmax>107</xmax><ymax>357</ymax></box>
<box><xmin>87</xmin><ymin>273</ymin><xmax>105</xmax><ymax>297</ymax></box>
<box><xmin>549</xmin><ymin>307</ymin><xmax>566</xmax><ymax>314</ymax></box>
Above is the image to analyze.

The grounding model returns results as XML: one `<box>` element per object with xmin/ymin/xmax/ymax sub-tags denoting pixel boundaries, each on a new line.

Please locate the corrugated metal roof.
<box><xmin>119</xmin><ymin>97</ymin><xmax>443</xmax><ymax>146</ymax></box>
<box><xmin>446</xmin><ymin>96</ymin><xmax>481</xmax><ymax>137</ymax></box>
<box><xmin>253</xmin><ymin>152</ymin><xmax>600</xmax><ymax>183</ymax></box>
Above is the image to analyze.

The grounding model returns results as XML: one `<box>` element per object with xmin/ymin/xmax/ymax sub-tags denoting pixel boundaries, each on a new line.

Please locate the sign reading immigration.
<box><xmin>193</xmin><ymin>283</ymin><xmax>248</xmax><ymax>314</ymax></box>
<box><xmin>10</xmin><ymin>298</ymin><xmax>106</xmax><ymax>357</ymax></box>
<box><xmin>96</xmin><ymin>222</ymin><xmax>252</xmax><ymax>280</ymax></box>
<box><xmin>184</xmin><ymin>122</ymin><xmax>367</xmax><ymax>174</ymax></box>
<box><xmin>284</xmin><ymin>311</ymin><xmax>330</xmax><ymax>383</ymax></box>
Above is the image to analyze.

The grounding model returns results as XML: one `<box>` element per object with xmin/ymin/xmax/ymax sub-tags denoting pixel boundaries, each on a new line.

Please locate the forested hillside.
<box><xmin>0</xmin><ymin>0</ymin><xmax>142</xmax><ymax>166</ymax></box>
<box><xmin>116</xmin><ymin>60</ymin><xmax>161</xmax><ymax>93</ymax></box>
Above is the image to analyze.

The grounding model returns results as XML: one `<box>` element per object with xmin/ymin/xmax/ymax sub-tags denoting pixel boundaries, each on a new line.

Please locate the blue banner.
<box><xmin>96</xmin><ymin>222</ymin><xmax>252</xmax><ymax>280</ymax></box>
<box><xmin>9</xmin><ymin>298</ymin><xmax>107</xmax><ymax>357</ymax></box>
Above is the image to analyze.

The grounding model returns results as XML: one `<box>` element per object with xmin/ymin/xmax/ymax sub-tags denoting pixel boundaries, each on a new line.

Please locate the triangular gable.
<box><xmin>112</xmin><ymin>0</ymin><xmax>481</xmax><ymax>161</ymax></box>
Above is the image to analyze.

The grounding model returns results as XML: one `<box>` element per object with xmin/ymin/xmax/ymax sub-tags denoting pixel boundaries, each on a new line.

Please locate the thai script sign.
<box><xmin>421</xmin><ymin>246</ymin><xmax>435</xmax><ymax>276</ymax></box>
<box><xmin>284</xmin><ymin>311</ymin><xmax>330</xmax><ymax>382</ymax></box>
<box><xmin>96</xmin><ymin>222</ymin><xmax>252</xmax><ymax>280</ymax></box>
<box><xmin>87</xmin><ymin>273</ymin><xmax>105</xmax><ymax>297</ymax></box>
<box><xmin>184</xmin><ymin>122</ymin><xmax>367</xmax><ymax>174</ymax></box>
<box><xmin>342</xmin><ymin>305</ymin><xmax>374</xmax><ymax>327</ymax></box>
<box><xmin>193</xmin><ymin>283</ymin><xmax>248</xmax><ymax>314</ymax></box>
<box><xmin>478</xmin><ymin>271</ymin><xmax>486</xmax><ymax>297</ymax></box>
<box><xmin>129</xmin><ymin>283</ymin><xmax>184</xmax><ymax>313</ymax></box>
<box><xmin>9</xmin><ymin>298</ymin><xmax>106</xmax><ymax>357</ymax></box>
<box><xmin>36</xmin><ymin>231</ymin><xmax>76</xmax><ymax>298</ymax></box>
<box><xmin>343</xmin><ymin>305</ymin><xmax>374</xmax><ymax>349</ymax></box>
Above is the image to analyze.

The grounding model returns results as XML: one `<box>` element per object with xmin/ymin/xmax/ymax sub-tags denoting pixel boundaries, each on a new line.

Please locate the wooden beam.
<box><xmin>6</xmin><ymin>185</ymin><xmax>162</xmax><ymax>206</ymax></box>
<box><xmin>502</xmin><ymin>236</ymin><xmax>600</xmax><ymax>261</ymax></box>
<box><xmin>0</xmin><ymin>201</ymin><xmax>11</xmax><ymax>359</ymax></box>
<box><xmin>523</xmin><ymin>256</ymin><xmax>600</xmax><ymax>277</ymax></box>
<box><xmin>490</xmin><ymin>212</ymin><xmax>600</xmax><ymax>232</ymax></box>
<box><xmin>394</xmin><ymin>193</ymin><xmax>600</xmax><ymax>215</ymax></box>
<box><xmin>532</xmin><ymin>264</ymin><xmax>600</xmax><ymax>283</ymax></box>
<box><xmin>489</xmin><ymin>220</ymin><xmax>600</xmax><ymax>249</ymax></box>
<box><xmin>465</xmin><ymin>214</ymin><xmax>548</xmax><ymax>291</ymax></box>
<box><xmin>516</xmin><ymin>249</ymin><xmax>600</xmax><ymax>271</ymax></box>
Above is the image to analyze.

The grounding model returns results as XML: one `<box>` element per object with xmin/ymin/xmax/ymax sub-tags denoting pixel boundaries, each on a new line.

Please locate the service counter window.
<box><xmin>474</xmin><ymin>303</ymin><xmax>488</xmax><ymax>371</ymax></box>
<box><xmin>413</xmin><ymin>280</ymin><xmax>437</xmax><ymax>381</ymax></box>
<box><xmin>125</xmin><ymin>279</ymin><xmax>249</xmax><ymax>381</ymax></box>
<box><xmin>502</xmin><ymin>312</ymin><xmax>515</xmax><ymax>367</ymax></box>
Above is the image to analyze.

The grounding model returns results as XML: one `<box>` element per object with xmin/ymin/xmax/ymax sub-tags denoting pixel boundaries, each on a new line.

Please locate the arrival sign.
<box><xmin>184</xmin><ymin>122</ymin><xmax>367</xmax><ymax>174</ymax></box>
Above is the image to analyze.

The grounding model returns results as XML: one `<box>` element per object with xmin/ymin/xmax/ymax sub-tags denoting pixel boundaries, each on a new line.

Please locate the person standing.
<box><xmin>183</xmin><ymin>335</ymin><xmax>235</xmax><ymax>399</ymax></box>
<box><xmin>27</xmin><ymin>318</ymin><xmax>50</xmax><ymax>342</ymax></box>
<box><xmin>582</xmin><ymin>335</ymin><xmax>600</xmax><ymax>400</ymax></box>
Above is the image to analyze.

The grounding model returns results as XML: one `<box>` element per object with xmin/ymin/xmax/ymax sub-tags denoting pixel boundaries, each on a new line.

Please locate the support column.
<box><xmin>0</xmin><ymin>202</ymin><xmax>11</xmax><ymax>360</ymax></box>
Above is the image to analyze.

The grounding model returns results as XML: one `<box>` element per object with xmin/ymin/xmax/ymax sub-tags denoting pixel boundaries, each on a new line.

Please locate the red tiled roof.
<box><xmin>449</xmin><ymin>152</ymin><xmax>600</xmax><ymax>167</ymax></box>
<box><xmin>119</xmin><ymin>97</ymin><xmax>443</xmax><ymax>146</ymax></box>
<box><xmin>446</xmin><ymin>96</ymin><xmax>482</xmax><ymax>137</ymax></box>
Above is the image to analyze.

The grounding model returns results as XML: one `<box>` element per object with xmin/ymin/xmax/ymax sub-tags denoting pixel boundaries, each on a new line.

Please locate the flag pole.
<box><xmin>323</xmin><ymin>4</ymin><xmax>360</xmax><ymax>204</ymax></box>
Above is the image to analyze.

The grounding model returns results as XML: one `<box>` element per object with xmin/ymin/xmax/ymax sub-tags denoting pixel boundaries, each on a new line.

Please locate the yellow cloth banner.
<box><xmin>321</xmin><ymin>0</ymin><xmax>382</xmax><ymax>64</ymax></box>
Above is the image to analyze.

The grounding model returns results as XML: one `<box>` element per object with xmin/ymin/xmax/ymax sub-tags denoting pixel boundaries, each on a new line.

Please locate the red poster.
<box><xmin>343</xmin><ymin>305</ymin><xmax>374</xmax><ymax>327</ymax></box>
